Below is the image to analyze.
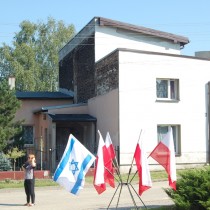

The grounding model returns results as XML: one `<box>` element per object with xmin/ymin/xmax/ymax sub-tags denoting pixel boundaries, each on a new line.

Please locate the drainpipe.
<box><xmin>208</xmin><ymin>82</ymin><xmax>210</xmax><ymax>164</ymax></box>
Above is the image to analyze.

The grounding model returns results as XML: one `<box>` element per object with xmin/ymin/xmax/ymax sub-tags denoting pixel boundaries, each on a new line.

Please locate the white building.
<box><xmin>17</xmin><ymin>17</ymin><xmax>210</xmax><ymax>172</ymax></box>
<box><xmin>58</xmin><ymin>17</ymin><xmax>210</xmax><ymax>172</ymax></box>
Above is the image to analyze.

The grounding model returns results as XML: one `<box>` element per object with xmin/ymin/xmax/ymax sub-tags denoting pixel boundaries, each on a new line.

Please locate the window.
<box><xmin>156</xmin><ymin>79</ymin><xmax>179</xmax><ymax>100</ymax></box>
<box><xmin>43</xmin><ymin>114</ymin><xmax>46</xmax><ymax>120</ymax></box>
<box><xmin>22</xmin><ymin>126</ymin><xmax>34</xmax><ymax>145</ymax></box>
<box><xmin>157</xmin><ymin>125</ymin><xmax>180</xmax><ymax>155</ymax></box>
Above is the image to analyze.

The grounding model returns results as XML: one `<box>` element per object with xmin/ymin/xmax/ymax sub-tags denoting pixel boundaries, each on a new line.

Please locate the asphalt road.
<box><xmin>0</xmin><ymin>181</ymin><xmax>174</xmax><ymax>210</ymax></box>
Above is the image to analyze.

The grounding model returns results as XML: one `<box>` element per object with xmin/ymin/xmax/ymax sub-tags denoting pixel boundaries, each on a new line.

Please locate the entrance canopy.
<box><xmin>48</xmin><ymin>114</ymin><xmax>97</xmax><ymax>122</ymax></box>
<box><xmin>48</xmin><ymin>114</ymin><xmax>97</xmax><ymax>172</ymax></box>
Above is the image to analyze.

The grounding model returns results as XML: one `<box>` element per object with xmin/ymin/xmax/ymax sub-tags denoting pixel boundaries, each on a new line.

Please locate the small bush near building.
<box><xmin>165</xmin><ymin>166</ymin><xmax>210</xmax><ymax>210</ymax></box>
<box><xmin>0</xmin><ymin>152</ymin><xmax>12</xmax><ymax>171</ymax></box>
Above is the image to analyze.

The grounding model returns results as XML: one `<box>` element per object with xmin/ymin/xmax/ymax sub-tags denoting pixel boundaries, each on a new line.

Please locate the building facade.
<box><xmin>16</xmin><ymin>17</ymin><xmax>210</xmax><ymax>172</ymax></box>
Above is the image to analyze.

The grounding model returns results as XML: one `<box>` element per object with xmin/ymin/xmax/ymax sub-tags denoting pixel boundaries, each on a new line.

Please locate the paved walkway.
<box><xmin>0</xmin><ymin>181</ymin><xmax>174</xmax><ymax>210</ymax></box>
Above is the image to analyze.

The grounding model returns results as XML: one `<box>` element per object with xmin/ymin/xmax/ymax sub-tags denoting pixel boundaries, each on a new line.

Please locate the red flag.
<box><xmin>149</xmin><ymin>127</ymin><xmax>176</xmax><ymax>190</ymax></box>
<box><xmin>134</xmin><ymin>139</ymin><xmax>152</xmax><ymax>195</ymax></box>
<box><xmin>93</xmin><ymin>131</ymin><xmax>115</xmax><ymax>194</ymax></box>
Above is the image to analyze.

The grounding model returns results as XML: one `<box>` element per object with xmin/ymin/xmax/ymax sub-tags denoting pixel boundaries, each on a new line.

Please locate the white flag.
<box><xmin>93</xmin><ymin>130</ymin><xmax>106</xmax><ymax>194</ymax></box>
<box><xmin>53</xmin><ymin>134</ymin><xmax>95</xmax><ymax>195</ymax></box>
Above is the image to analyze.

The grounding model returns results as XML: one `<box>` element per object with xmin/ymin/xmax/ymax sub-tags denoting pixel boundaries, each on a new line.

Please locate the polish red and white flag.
<box><xmin>93</xmin><ymin>130</ymin><xmax>114</xmax><ymax>194</ymax></box>
<box><xmin>134</xmin><ymin>137</ymin><xmax>152</xmax><ymax>195</ymax></box>
<box><xmin>149</xmin><ymin>127</ymin><xmax>176</xmax><ymax>190</ymax></box>
<box><xmin>105</xmin><ymin>132</ymin><xmax>116</xmax><ymax>160</ymax></box>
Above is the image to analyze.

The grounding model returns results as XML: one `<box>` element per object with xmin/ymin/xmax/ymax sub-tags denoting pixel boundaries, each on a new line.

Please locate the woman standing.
<box><xmin>22</xmin><ymin>154</ymin><xmax>36</xmax><ymax>206</ymax></box>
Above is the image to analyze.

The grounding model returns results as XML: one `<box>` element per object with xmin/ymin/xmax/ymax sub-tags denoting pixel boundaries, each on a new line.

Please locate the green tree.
<box><xmin>0</xmin><ymin>152</ymin><xmax>12</xmax><ymax>171</ymax></box>
<box><xmin>0</xmin><ymin>17</ymin><xmax>75</xmax><ymax>91</ymax></box>
<box><xmin>0</xmin><ymin>79</ymin><xmax>22</xmax><ymax>150</ymax></box>
<box><xmin>165</xmin><ymin>167</ymin><xmax>210</xmax><ymax>210</ymax></box>
<box><xmin>5</xmin><ymin>147</ymin><xmax>25</xmax><ymax>172</ymax></box>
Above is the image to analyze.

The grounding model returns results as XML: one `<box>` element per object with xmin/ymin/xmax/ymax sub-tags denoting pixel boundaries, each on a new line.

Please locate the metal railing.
<box><xmin>3</xmin><ymin>144</ymin><xmax>120</xmax><ymax>172</ymax></box>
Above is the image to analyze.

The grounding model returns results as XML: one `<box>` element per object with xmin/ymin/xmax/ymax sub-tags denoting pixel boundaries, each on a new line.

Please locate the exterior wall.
<box><xmin>14</xmin><ymin>99</ymin><xmax>72</xmax><ymax>170</ymax></box>
<box><xmin>209</xmin><ymin>82</ymin><xmax>210</xmax><ymax>164</ymax></box>
<box><xmin>59</xmin><ymin>18</ymin><xmax>95</xmax><ymax>61</ymax></box>
<box><xmin>118</xmin><ymin>50</ymin><xmax>210</xmax><ymax>171</ymax></box>
<box><xmin>95</xmin><ymin>26</ymin><xmax>181</xmax><ymax>62</ymax></box>
<box><xmin>59</xmin><ymin>52</ymin><xmax>74</xmax><ymax>91</ymax></box>
<box><xmin>33</xmin><ymin>113</ymin><xmax>50</xmax><ymax>170</ymax></box>
<box><xmin>88</xmin><ymin>89</ymin><xmax>119</xmax><ymax>154</ymax></box>
<box><xmin>95</xmin><ymin>50</ymin><xmax>119</xmax><ymax>96</ymax></box>
<box><xmin>59</xmin><ymin>35</ymin><xmax>95</xmax><ymax>103</ymax></box>
<box><xmin>46</xmin><ymin>92</ymin><xmax>119</xmax><ymax>171</ymax></box>
<box><xmin>15</xmin><ymin>99</ymin><xmax>73</xmax><ymax>123</ymax></box>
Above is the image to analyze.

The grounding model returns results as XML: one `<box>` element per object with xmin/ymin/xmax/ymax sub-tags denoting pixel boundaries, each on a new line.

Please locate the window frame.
<box><xmin>22</xmin><ymin>125</ymin><xmax>34</xmax><ymax>146</ymax></box>
<box><xmin>156</xmin><ymin>78</ymin><xmax>179</xmax><ymax>102</ymax></box>
<box><xmin>157</xmin><ymin>124</ymin><xmax>181</xmax><ymax>156</ymax></box>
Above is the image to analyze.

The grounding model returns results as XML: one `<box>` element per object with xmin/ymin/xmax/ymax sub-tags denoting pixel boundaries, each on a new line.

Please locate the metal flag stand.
<box><xmin>106</xmin><ymin>176</ymin><xmax>148</xmax><ymax>210</ymax></box>
<box><xmin>106</xmin><ymin>130</ymin><xmax>148</xmax><ymax>210</ymax></box>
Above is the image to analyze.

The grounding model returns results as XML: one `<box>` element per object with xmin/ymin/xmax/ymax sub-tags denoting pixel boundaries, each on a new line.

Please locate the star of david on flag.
<box><xmin>53</xmin><ymin>134</ymin><xmax>95</xmax><ymax>195</ymax></box>
<box><xmin>70</xmin><ymin>159</ymin><xmax>79</xmax><ymax>175</ymax></box>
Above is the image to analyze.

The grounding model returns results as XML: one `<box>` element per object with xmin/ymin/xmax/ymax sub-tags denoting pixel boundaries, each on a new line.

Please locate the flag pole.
<box><xmin>129</xmin><ymin>170</ymin><xmax>138</xmax><ymax>184</ymax></box>
<box><xmin>105</xmin><ymin>131</ymin><xmax>122</xmax><ymax>183</ymax></box>
<box><xmin>104</xmin><ymin>166</ymin><xmax>120</xmax><ymax>183</ymax></box>
<box><xmin>107</xmin><ymin>129</ymin><xmax>148</xmax><ymax>210</ymax></box>
<box><xmin>126</xmin><ymin>129</ymin><xmax>142</xmax><ymax>183</ymax></box>
<box><xmin>112</xmin><ymin>153</ymin><xmax>123</xmax><ymax>183</ymax></box>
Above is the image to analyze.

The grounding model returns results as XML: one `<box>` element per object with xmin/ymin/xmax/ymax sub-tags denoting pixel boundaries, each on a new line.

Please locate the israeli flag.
<box><xmin>53</xmin><ymin>134</ymin><xmax>95</xmax><ymax>195</ymax></box>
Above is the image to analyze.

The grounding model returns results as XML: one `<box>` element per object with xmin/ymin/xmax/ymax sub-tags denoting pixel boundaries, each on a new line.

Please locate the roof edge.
<box><xmin>95</xmin><ymin>48</ymin><xmax>210</xmax><ymax>65</ymax></box>
<box><xmin>97</xmin><ymin>17</ymin><xmax>189</xmax><ymax>46</ymax></box>
<box><xmin>33</xmin><ymin>103</ymin><xmax>87</xmax><ymax>114</ymax></box>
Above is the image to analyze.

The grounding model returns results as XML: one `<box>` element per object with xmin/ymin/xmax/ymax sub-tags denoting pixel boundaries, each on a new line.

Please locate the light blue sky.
<box><xmin>1</xmin><ymin>0</ymin><xmax>210</xmax><ymax>56</ymax></box>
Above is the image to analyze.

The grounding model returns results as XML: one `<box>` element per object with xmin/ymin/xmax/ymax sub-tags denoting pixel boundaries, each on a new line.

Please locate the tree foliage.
<box><xmin>0</xmin><ymin>79</ymin><xmax>22</xmax><ymax>150</ymax></box>
<box><xmin>5</xmin><ymin>147</ymin><xmax>25</xmax><ymax>171</ymax></box>
<box><xmin>165</xmin><ymin>167</ymin><xmax>210</xmax><ymax>210</ymax></box>
<box><xmin>0</xmin><ymin>17</ymin><xmax>75</xmax><ymax>91</ymax></box>
<box><xmin>0</xmin><ymin>152</ymin><xmax>12</xmax><ymax>171</ymax></box>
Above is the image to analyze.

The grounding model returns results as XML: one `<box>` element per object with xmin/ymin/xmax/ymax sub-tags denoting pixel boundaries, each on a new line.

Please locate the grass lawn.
<box><xmin>85</xmin><ymin>169</ymin><xmax>169</xmax><ymax>184</ymax></box>
<box><xmin>0</xmin><ymin>178</ymin><xmax>58</xmax><ymax>189</ymax></box>
<box><xmin>0</xmin><ymin>168</ymin><xmax>198</xmax><ymax>189</ymax></box>
<box><xmin>0</xmin><ymin>169</ymin><xmax>177</xmax><ymax>189</ymax></box>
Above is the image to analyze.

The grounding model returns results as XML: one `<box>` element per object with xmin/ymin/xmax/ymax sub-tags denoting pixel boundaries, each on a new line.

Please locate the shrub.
<box><xmin>0</xmin><ymin>152</ymin><xmax>12</xmax><ymax>171</ymax></box>
<box><xmin>165</xmin><ymin>167</ymin><xmax>210</xmax><ymax>210</ymax></box>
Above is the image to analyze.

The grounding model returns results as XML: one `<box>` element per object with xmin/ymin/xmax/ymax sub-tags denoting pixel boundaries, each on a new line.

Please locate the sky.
<box><xmin>1</xmin><ymin>0</ymin><xmax>210</xmax><ymax>56</ymax></box>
